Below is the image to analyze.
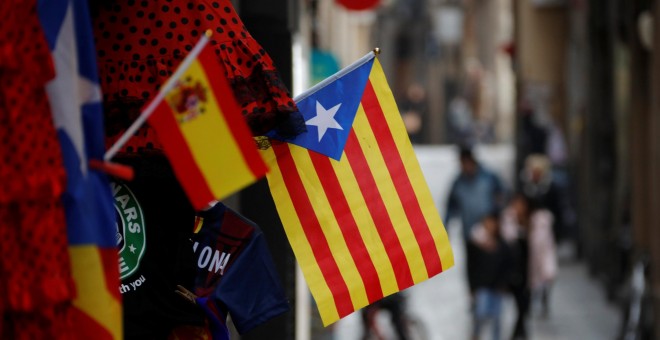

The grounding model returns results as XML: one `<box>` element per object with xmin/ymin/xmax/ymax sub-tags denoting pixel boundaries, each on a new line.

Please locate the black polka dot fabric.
<box><xmin>0</xmin><ymin>1</ymin><xmax>65</xmax><ymax>203</ymax></box>
<box><xmin>0</xmin><ymin>1</ymin><xmax>75</xmax><ymax>339</ymax></box>
<box><xmin>91</xmin><ymin>0</ymin><xmax>305</xmax><ymax>155</ymax></box>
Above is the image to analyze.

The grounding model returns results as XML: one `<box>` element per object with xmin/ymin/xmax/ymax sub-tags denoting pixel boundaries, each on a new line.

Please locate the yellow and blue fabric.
<box><xmin>38</xmin><ymin>0</ymin><xmax>121</xmax><ymax>338</ymax></box>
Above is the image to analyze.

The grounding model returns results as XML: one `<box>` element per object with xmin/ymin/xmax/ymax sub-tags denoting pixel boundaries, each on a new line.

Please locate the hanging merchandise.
<box><xmin>111</xmin><ymin>158</ymin><xmax>206</xmax><ymax>339</ymax></box>
<box><xmin>104</xmin><ymin>33</ymin><xmax>269</xmax><ymax>211</ymax></box>
<box><xmin>89</xmin><ymin>2</ymin><xmax>302</xmax><ymax>336</ymax></box>
<box><xmin>0</xmin><ymin>1</ymin><xmax>75</xmax><ymax>339</ymax></box>
<box><xmin>172</xmin><ymin>202</ymin><xmax>289</xmax><ymax>339</ymax></box>
<box><xmin>265</xmin><ymin>52</ymin><xmax>454</xmax><ymax>326</ymax></box>
<box><xmin>38</xmin><ymin>0</ymin><xmax>122</xmax><ymax>338</ymax></box>
<box><xmin>111</xmin><ymin>166</ymin><xmax>289</xmax><ymax>339</ymax></box>
<box><xmin>90</xmin><ymin>0</ymin><xmax>306</xmax><ymax>157</ymax></box>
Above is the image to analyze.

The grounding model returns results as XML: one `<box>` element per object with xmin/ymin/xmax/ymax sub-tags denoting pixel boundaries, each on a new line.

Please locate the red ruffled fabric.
<box><xmin>92</xmin><ymin>0</ymin><xmax>305</xmax><ymax>155</ymax></box>
<box><xmin>0</xmin><ymin>1</ymin><xmax>75</xmax><ymax>338</ymax></box>
<box><xmin>0</xmin><ymin>6</ymin><xmax>63</xmax><ymax>203</ymax></box>
<box><xmin>0</xmin><ymin>203</ymin><xmax>75</xmax><ymax>340</ymax></box>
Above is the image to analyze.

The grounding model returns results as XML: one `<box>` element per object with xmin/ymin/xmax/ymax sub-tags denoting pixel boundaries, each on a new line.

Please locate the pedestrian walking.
<box><xmin>501</xmin><ymin>194</ymin><xmax>530</xmax><ymax>340</ymax></box>
<box><xmin>501</xmin><ymin>192</ymin><xmax>557</xmax><ymax>339</ymax></box>
<box><xmin>520</xmin><ymin>154</ymin><xmax>565</xmax><ymax>242</ymax></box>
<box><xmin>470</xmin><ymin>212</ymin><xmax>512</xmax><ymax>340</ymax></box>
<box><xmin>446</xmin><ymin>146</ymin><xmax>506</xmax><ymax>295</ymax></box>
<box><xmin>526</xmin><ymin>201</ymin><xmax>557</xmax><ymax>318</ymax></box>
<box><xmin>361</xmin><ymin>293</ymin><xmax>409</xmax><ymax>340</ymax></box>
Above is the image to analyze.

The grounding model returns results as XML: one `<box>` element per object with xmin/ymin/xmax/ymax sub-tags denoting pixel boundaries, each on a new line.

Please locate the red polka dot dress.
<box><xmin>0</xmin><ymin>1</ymin><xmax>75</xmax><ymax>339</ymax></box>
<box><xmin>91</xmin><ymin>0</ymin><xmax>305</xmax><ymax>155</ymax></box>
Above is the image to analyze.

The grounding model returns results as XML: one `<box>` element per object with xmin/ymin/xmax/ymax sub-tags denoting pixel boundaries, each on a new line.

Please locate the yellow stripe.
<box><xmin>262</xmin><ymin>146</ymin><xmax>340</xmax><ymax>323</ymax></box>
<box><xmin>331</xmin><ymin>106</ymin><xmax>399</xmax><ymax>298</ymax></box>
<box><xmin>70</xmin><ymin>246</ymin><xmax>122</xmax><ymax>339</ymax></box>
<box><xmin>352</xmin><ymin>96</ymin><xmax>429</xmax><ymax>284</ymax></box>
<box><xmin>193</xmin><ymin>216</ymin><xmax>204</xmax><ymax>234</ymax></box>
<box><xmin>176</xmin><ymin>60</ymin><xmax>255</xmax><ymax>200</ymax></box>
<box><xmin>290</xmin><ymin>143</ymin><xmax>369</xmax><ymax>311</ymax></box>
<box><xmin>369</xmin><ymin>60</ymin><xmax>455</xmax><ymax>271</ymax></box>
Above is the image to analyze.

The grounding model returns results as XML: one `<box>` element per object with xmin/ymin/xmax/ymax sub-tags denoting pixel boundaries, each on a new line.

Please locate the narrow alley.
<box><xmin>334</xmin><ymin>146</ymin><xmax>621</xmax><ymax>340</ymax></box>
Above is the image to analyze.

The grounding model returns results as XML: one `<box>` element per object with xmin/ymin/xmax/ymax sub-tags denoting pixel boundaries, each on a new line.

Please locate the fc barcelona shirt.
<box><xmin>191</xmin><ymin>202</ymin><xmax>290</xmax><ymax>335</ymax></box>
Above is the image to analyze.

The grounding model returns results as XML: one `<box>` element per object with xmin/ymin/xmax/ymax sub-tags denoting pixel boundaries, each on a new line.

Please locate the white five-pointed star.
<box><xmin>305</xmin><ymin>101</ymin><xmax>343</xmax><ymax>142</ymax></box>
<box><xmin>45</xmin><ymin>3</ymin><xmax>102</xmax><ymax>176</ymax></box>
<box><xmin>129</xmin><ymin>244</ymin><xmax>137</xmax><ymax>253</ymax></box>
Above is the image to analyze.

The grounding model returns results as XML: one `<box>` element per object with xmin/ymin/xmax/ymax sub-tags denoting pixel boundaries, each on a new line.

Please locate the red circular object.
<box><xmin>336</xmin><ymin>0</ymin><xmax>380</xmax><ymax>11</ymax></box>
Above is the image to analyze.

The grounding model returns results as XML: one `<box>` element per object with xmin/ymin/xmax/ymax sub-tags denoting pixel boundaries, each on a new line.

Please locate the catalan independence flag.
<box><xmin>265</xmin><ymin>53</ymin><xmax>454</xmax><ymax>325</ymax></box>
<box><xmin>39</xmin><ymin>0</ymin><xmax>122</xmax><ymax>338</ymax></box>
<box><xmin>146</xmin><ymin>33</ymin><xmax>268</xmax><ymax>210</ymax></box>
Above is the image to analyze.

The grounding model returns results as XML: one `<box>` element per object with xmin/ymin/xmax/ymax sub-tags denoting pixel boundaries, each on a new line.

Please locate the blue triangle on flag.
<box><xmin>272</xmin><ymin>58</ymin><xmax>374</xmax><ymax>161</ymax></box>
<box><xmin>38</xmin><ymin>0</ymin><xmax>116</xmax><ymax>248</ymax></box>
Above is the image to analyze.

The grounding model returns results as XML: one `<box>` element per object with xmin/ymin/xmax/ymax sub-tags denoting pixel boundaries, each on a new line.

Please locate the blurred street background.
<box><xmin>233</xmin><ymin>0</ymin><xmax>660</xmax><ymax>339</ymax></box>
<box><xmin>331</xmin><ymin>146</ymin><xmax>620</xmax><ymax>340</ymax></box>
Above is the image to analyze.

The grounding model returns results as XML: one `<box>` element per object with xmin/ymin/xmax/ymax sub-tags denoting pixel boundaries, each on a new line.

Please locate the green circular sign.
<box><xmin>112</xmin><ymin>181</ymin><xmax>147</xmax><ymax>280</ymax></box>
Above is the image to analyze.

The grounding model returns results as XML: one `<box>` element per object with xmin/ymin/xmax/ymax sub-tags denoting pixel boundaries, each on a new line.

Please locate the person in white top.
<box><xmin>526</xmin><ymin>207</ymin><xmax>557</xmax><ymax>317</ymax></box>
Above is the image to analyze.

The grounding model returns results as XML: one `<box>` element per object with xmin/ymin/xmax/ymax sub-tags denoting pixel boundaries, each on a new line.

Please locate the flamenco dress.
<box><xmin>0</xmin><ymin>1</ymin><xmax>75</xmax><ymax>338</ymax></box>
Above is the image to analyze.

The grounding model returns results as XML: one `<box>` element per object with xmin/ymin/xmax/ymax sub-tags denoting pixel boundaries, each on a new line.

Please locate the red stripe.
<box><xmin>344</xmin><ymin>132</ymin><xmax>415</xmax><ymax>289</ymax></box>
<box><xmin>69</xmin><ymin>248</ymin><xmax>120</xmax><ymax>339</ymax></box>
<box><xmin>361</xmin><ymin>80</ymin><xmax>443</xmax><ymax>276</ymax></box>
<box><xmin>70</xmin><ymin>307</ymin><xmax>114</xmax><ymax>340</ymax></box>
<box><xmin>198</xmin><ymin>47</ymin><xmax>268</xmax><ymax>178</ymax></box>
<box><xmin>99</xmin><ymin>248</ymin><xmax>121</xmax><ymax>302</ymax></box>
<box><xmin>308</xmin><ymin>151</ymin><xmax>384</xmax><ymax>304</ymax></box>
<box><xmin>273</xmin><ymin>143</ymin><xmax>354</xmax><ymax>318</ymax></box>
<box><xmin>149</xmin><ymin>102</ymin><xmax>215</xmax><ymax>210</ymax></box>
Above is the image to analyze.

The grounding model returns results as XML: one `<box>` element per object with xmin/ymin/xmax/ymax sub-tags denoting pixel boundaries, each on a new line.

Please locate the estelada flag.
<box><xmin>40</xmin><ymin>0</ymin><xmax>122</xmax><ymax>338</ymax></box>
<box><xmin>147</xmin><ymin>33</ymin><xmax>268</xmax><ymax>210</ymax></box>
<box><xmin>265</xmin><ymin>53</ymin><xmax>454</xmax><ymax>325</ymax></box>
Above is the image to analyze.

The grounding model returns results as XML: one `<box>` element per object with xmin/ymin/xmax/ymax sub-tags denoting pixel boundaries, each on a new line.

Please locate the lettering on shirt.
<box><xmin>192</xmin><ymin>241</ymin><xmax>231</xmax><ymax>275</ymax></box>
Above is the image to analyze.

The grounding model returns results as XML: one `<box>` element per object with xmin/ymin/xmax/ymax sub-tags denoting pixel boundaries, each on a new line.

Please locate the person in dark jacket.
<box><xmin>446</xmin><ymin>147</ymin><xmax>505</xmax><ymax>296</ymax></box>
<box><xmin>469</xmin><ymin>212</ymin><xmax>512</xmax><ymax>340</ymax></box>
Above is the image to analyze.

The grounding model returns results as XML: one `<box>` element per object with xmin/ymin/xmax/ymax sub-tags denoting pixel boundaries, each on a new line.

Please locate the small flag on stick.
<box><xmin>105</xmin><ymin>32</ymin><xmax>268</xmax><ymax>210</ymax></box>
<box><xmin>265</xmin><ymin>51</ymin><xmax>454</xmax><ymax>325</ymax></box>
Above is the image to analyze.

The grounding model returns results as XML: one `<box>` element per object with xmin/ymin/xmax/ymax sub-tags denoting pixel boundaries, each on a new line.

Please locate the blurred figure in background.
<box><xmin>446</xmin><ymin>147</ymin><xmax>506</xmax><ymax>297</ymax></box>
<box><xmin>520</xmin><ymin>154</ymin><xmax>564</xmax><ymax>242</ymax></box>
<box><xmin>470</xmin><ymin>212</ymin><xmax>512</xmax><ymax>340</ymax></box>
<box><xmin>502</xmin><ymin>193</ymin><xmax>558</xmax><ymax>339</ymax></box>
<box><xmin>361</xmin><ymin>293</ymin><xmax>409</xmax><ymax>340</ymax></box>
<box><xmin>399</xmin><ymin>83</ymin><xmax>428</xmax><ymax>144</ymax></box>
<box><xmin>448</xmin><ymin>96</ymin><xmax>474</xmax><ymax>145</ymax></box>
<box><xmin>501</xmin><ymin>194</ymin><xmax>531</xmax><ymax>340</ymax></box>
<box><xmin>526</xmin><ymin>197</ymin><xmax>557</xmax><ymax>319</ymax></box>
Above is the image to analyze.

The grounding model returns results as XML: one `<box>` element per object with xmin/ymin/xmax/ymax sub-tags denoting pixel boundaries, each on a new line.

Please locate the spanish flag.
<box><xmin>265</xmin><ymin>53</ymin><xmax>454</xmax><ymax>325</ymax></box>
<box><xmin>147</xmin><ymin>33</ymin><xmax>268</xmax><ymax>210</ymax></box>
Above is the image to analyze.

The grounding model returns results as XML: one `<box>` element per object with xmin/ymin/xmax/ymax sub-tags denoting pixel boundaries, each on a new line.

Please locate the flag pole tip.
<box><xmin>205</xmin><ymin>29</ymin><xmax>213</xmax><ymax>38</ymax></box>
<box><xmin>373</xmin><ymin>47</ymin><xmax>381</xmax><ymax>55</ymax></box>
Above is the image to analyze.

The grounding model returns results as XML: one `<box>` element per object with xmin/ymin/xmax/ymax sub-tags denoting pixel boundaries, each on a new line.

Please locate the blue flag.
<box><xmin>39</xmin><ymin>0</ymin><xmax>116</xmax><ymax>248</ymax></box>
<box><xmin>273</xmin><ymin>58</ymin><xmax>374</xmax><ymax>160</ymax></box>
<box><xmin>38</xmin><ymin>1</ymin><xmax>122</xmax><ymax>338</ymax></box>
